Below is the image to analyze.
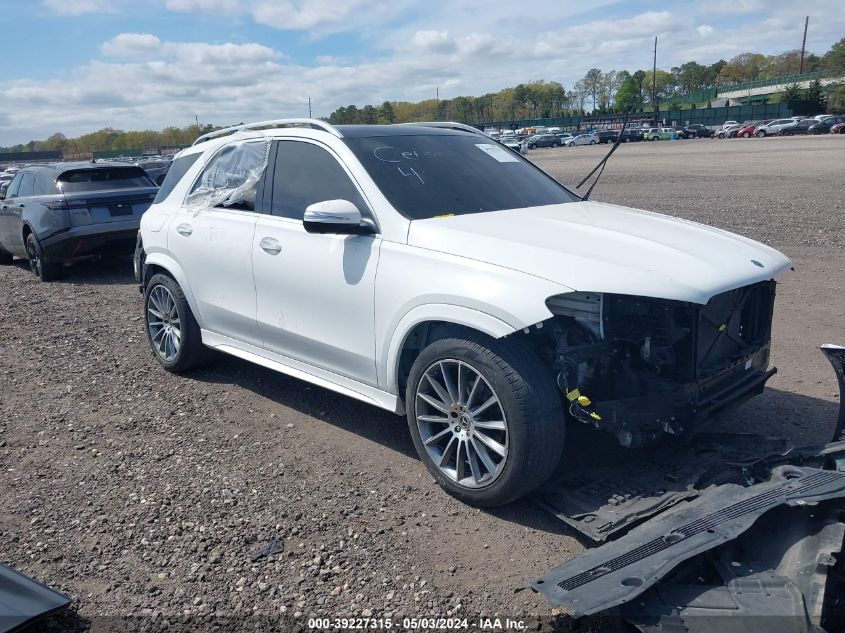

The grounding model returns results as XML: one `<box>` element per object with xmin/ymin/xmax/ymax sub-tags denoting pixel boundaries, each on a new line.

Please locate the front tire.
<box><xmin>26</xmin><ymin>234</ymin><xmax>62</xmax><ymax>281</ymax></box>
<box><xmin>756</xmin><ymin>130</ymin><xmax>766</xmax><ymax>137</ymax></box>
<box><xmin>144</xmin><ymin>273</ymin><xmax>211</xmax><ymax>373</ymax></box>
<box><xmin>405</xmin><ymin>334</ymin><xmax>565</xmax><ymax>507</ymax></box>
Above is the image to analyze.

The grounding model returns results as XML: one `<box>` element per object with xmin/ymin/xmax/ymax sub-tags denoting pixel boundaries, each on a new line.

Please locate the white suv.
<box><xmin>136</xmin><ymin>119</ymin><xmax>791</xmax><ymax>506</ymax></box>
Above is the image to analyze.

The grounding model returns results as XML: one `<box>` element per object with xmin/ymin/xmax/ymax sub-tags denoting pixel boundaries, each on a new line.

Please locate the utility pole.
<box><xmin>652</xmin><ymin>36</ymin><xmax>659</xmax><ymax>125</ymax></box>
<box><xmin>308</xmin><ymin>97</ymin><xmax>312</xmax><ymax>118</ymax></box>
<box><xmin>799</xmin><ymin>16</ymin><xmax>809</xmax><ymax>74</ymax></box>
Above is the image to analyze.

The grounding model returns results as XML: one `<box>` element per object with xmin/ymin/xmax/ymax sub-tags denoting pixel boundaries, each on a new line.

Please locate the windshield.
<box><xmin>344</xmin><ymin>133</ymin><xmax>578</xmax><ymax>220</ymax></box>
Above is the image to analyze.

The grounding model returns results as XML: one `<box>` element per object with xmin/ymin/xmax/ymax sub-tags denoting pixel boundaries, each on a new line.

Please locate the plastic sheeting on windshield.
<box><xmin>185</xmin><ymin>139</ymin><xmax>271</xmax><ymax>212</ymax></box>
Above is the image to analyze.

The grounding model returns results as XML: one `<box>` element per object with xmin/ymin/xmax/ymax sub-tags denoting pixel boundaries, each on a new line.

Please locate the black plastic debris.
<box><xmin>0</xmin><ymin>564</ymin><xmax>71</xmax><ymax>633</ymax></box>
<box><xmin>620</xmin><ymin>503</ymin><xmax>845</xmax><ymax>633</ymax></box>
<box><xmin>533</xmin><ymin>433</ymin><xmax>796</xmax><ymax>542</ymax></box>
<box><xmin>250</xmin><ymin>538</ymin><xmax>284</xmax><ymax>562</ymax></box>
<box><xmin>821</xmin><ymin>344</ymin><xmax>845</xmax><ymax>443</ymax></box>
<box><xmin>526</xmin><ymin>466</ymin><xmax>845</xmax><ymax>617</ymax></box>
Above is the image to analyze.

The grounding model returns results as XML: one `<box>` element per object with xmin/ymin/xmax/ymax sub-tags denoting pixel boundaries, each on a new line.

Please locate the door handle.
<box><xmin>176</xmin><ymin>223</ymin><xmax>193</xmax><ymax>237</ymax></box>
<box><xmin>259</xmin><ymin>237</ymin><xmax>282</xmax><ymax>255</ymax></box>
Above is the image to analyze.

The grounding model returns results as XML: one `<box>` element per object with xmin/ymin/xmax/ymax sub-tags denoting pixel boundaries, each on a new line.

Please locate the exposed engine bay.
<box><xmin>538</xmin><ymin>280</ymin><xmax>777</xmax><ymax>446</ymax></box>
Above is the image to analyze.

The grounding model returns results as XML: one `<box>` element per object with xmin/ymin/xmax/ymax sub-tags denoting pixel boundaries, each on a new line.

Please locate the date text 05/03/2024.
<box><xmin>307</xmin><ymin>617</ymin><xmax>527</xmax><ymax>630</ymax></box>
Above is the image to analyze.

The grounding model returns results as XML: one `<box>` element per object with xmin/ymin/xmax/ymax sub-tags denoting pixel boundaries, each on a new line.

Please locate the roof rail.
<box><xmin>192</xmin><ymin>118</ymin><xmax>342</xmax><ymax>146</ymax></box>
<box><xmin>400</xmin><ymin>121</ymin><xmax>489</xmax><ymax>137</ymax></box>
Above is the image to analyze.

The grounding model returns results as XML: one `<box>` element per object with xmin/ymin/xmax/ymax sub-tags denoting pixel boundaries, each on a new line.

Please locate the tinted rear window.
<box><xmin>59</xmin><ymin>167</ymin><xmax>154</xmax><ymax>193</ymax></box>
<box><xmin>154</xmin><ymin>153</ymin><xmax>201</xmax><ymax>203</ymax></box>
<box><xmin>344</xmin><ymin>133</ymin><xmax>577</xmax><ymax>220</ymax></box>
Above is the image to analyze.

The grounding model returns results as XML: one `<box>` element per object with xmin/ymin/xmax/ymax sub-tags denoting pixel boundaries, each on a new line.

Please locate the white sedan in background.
<box><xmin>565</xmin><ymin>134</ymin><xmax>599</xmax><ymax>146</ymax></box>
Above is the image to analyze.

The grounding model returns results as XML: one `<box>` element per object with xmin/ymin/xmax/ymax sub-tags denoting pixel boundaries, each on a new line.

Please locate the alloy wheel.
<box><xmin>415</xmin><ymin>359</ymin><xmax>509</xmax><ymax>489</ymax></box>
<box><xmin>147</xmin><ymin>284</ymin><xmax>182</xmax><ymax>362</ymax></box>
<box><xmin>26</xmin><ymin>240</ymin><xmax>41</xmax><ymax>277</ymax></box>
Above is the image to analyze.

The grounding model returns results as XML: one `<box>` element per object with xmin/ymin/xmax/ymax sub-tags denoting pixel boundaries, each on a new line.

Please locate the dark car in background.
<box><xmin>679</xmin><ymin>124</ymin><xmax>714</xmax><ymax>139</ymax></box>
<box><xmin>595</xmin><ymin>130</ymin><xmax>618</xmax><ymax>144</ymax></box>
<box><xmin>619</xmin><ymin>128</ymin><xmax>644</xmax><ymax>142</ymax></box>
<box><xmin>0</xmin><ymin>163</ymin><xmax>158</xmax><ymax>280</ymax></box>
<box><xmin>527</xmin><ymin>134</ymin><xmax>562</xmax><ymax>149</ymax></box>
<box><xmin>808</xmin><ymin>116</ymin><xmax>845</xmax><ymax>134</ymax></box>
<box><xmin>137</xmin><ymin>158</ymin><xmax>172</xmax><ymax>185</ymax></box>
<box><xmin>779</xmin><ymin>118</ymin><xmax>818</xmax><ymax>135</ymax></box>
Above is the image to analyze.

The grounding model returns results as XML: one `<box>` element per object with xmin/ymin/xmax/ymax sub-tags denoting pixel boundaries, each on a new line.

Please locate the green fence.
<box><xmin>717</xmin><ymin>71</ymin><xmax>822</xmax><ymax>94</ymax></box>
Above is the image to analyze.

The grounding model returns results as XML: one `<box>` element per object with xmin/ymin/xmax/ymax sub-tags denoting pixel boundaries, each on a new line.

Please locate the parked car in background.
<box><xmin>808</xmin><ymin>116</ymin><xmax>845</xmax><ymax>134</ymax></box>
<box><xmin>679</xmin><ymin>124</ymin><xmax>714</xmax><ymax>139</ymax></box>
<box><xmin>137</xmin><ymin>158</ymin><xmax>172</xmax><ymax>185</ymax></box>
<box><xmin>779</xmin><ymin>118</ymin><xmax>818</xmax><ymax>135</ymax></box>
<box><xmin>644</xmin><ymin>127</ymin><xmax>662</xmax><ymax>141</ymax></box>
<box><xmin>0</xmin><ymin>162</ymin><xmax>157</xmax><ymax>280</ymax></box>
<box><xmin>527</xmin><ymin>134</ymin><xmax>562</xmax><ymax>149</ymax></box>
<box><xmin>135</xmin><ymin>118</ymin><xmax>792</xmax><ymax>507</ymax></box>
<box><xmin>737</xmin><ymin>121</ymin><xmax>764</xmax><ymax>138</ymax></box>
<box><xmin>595</xmin><ymin>130</ymin><xmax>618</xmax><ymax>144</ymax></box>
<box><xmin>716</xmin><ymin>124</ymin><xmax>743</xmax><ymax>138</ymax></box>
<box><xmin>720</xmin><ymin>121</ymin><xmax>738</xmax><ymax>129</ymax></box>
<box><xmin>830</xmin><ymin>122</ymin><xmax>845</xmax><ymax>134</ymax></box>
<box><xmin>755</xmin><ymin>119</ymin><xmax>796</xmax><ymax>137</ymax></box>
<box><xmin>500</xmin><ymin>136</ymin><xmax>528</xmax><ymax>155</ymax></box>
<box><xmin>619</xmin><ymin>129</ymin><xmax>644</xmax><ymax>142</ymax></box>
<box><xmin>564</xmin><ymin>133</ymin><xmax>598</xmax><ymax>146</ymax></box>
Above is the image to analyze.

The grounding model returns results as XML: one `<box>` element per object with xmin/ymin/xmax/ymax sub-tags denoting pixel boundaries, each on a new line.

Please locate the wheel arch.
<box><xmin>142</xmin><ymin>253</ymin><xmax>204</xmax><ymax>328</ymax></box>
<box><xmin>384</xmin><ymin>304</ymin><xmax>518</xmax><ymax>399</ymax></box>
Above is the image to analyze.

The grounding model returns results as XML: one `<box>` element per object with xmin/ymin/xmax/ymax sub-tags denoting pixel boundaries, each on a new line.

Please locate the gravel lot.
<box><xmin>1</xmin><ymin>134</ymin><xmax>843</xmax><ymax>631</ymax></box>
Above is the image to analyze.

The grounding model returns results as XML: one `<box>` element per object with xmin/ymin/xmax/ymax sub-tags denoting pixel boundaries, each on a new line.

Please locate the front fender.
<box><xmin>383</xmin><ymin>304</ymin><xmax>517</xmax><ymax>395</ymax></box>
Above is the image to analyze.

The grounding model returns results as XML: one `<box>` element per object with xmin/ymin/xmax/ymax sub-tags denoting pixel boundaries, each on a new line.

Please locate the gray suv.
<box><xmin>0</xmin><ymin>163</ymin><xmax>158</xmax><ymax>280</ymax></box>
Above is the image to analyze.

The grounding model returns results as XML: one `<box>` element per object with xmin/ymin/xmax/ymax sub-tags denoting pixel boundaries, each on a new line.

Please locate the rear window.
<box><xmin>154</xmin><ymin>153</ymin><xmax>201</xmax><ymax>203</ymax></box>
<box><xmin>58</xmin><ymin>167</ymin><xmax>154</xmax><ymax>193</ymax></box>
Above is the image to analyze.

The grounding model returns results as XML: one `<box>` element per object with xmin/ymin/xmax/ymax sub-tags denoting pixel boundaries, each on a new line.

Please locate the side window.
<box><xmin>34</xmin><ymin>172</ymin><xmax>56</xmax><ymax>196</ymax></box>
<box><xmin>154</xmin><ymin>152</ymin><xmax>200</xmax><ymax>204</ymax></box>
<box><xmin>270</xmin><ymin>141</ymin><xmax>368</xmax><ymax>220</ymax></box>
<box><xmin>17</xmin><ymin>173</ymin><xmax>35</xmax><ymax>198</ymax></box>
<box><xmin>186</xmin><ymin>140</ymin><xmax>270</xmax><ymax>212</ymax></box>
<box><xmin>4</xmin><ymin>173</ymin><xmax>23</xmax><ymax>198</ymax></box>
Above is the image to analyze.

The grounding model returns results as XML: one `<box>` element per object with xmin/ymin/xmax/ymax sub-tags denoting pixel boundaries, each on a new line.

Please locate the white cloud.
<box><xmin>696</xmin><ymin>25</ymin><xmax>715</xmax><ymax>37</ymax></box>
<box><xmin>251</xmin><ymin>0</ymin><xmax>381</xmax><ymax>31</ymax></box>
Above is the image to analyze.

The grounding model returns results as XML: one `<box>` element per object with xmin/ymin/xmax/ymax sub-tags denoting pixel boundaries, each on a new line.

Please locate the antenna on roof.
<box><xmin>576</xmin><ymin>108</ymin><xmax>630</xmax><ymax>201</ymax></box>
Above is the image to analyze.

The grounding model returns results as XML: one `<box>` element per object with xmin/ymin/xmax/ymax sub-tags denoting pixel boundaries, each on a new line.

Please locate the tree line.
<box><xmin>328</xmin><ymin>38</ymin><xmax>845</xmax><ymax>124</ymax></box>
<box><xmin>3</xmin><ymin>38</ymin><xmax>844</xmax><ymax>155</ymax></box>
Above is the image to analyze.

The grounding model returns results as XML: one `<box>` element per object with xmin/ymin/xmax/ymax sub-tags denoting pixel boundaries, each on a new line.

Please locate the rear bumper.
<box><xmin>41</xmin><ymin>220</ymin><xmax>140</xmax><ymax>261</ymax></box>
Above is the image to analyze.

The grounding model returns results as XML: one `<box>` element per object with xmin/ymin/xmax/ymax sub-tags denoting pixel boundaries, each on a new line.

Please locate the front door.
<box><xmin>252</xmin><ymin>139</ymin><xmax>381</xmax><ymax>385</ymax></box>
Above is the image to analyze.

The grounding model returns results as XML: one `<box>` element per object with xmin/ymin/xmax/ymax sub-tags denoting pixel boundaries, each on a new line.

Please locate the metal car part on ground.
<box><xmin>0</xmin><ymin>564</ymin><xmax>70</xmax><ymax>633</ymax></box>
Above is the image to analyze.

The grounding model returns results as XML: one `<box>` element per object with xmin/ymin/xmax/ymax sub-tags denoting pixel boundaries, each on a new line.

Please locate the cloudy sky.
<box><xmin>0</xmin><ymin>0</ymin><xmax>843</xmax><ymax>145</ymax></box>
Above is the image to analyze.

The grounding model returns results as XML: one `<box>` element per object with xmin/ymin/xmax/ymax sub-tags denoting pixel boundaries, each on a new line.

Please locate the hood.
<box><xmin>407</xmin><ymin>201</ymin><xmax>792</xmax><ymax>305</ymax></box>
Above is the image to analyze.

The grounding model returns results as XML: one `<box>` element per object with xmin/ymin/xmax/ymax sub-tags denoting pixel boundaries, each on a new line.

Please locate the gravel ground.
<box><xmin>1</xmin><ymin>134</ymin><xmax>843</xmax><ymax>631</ymax></box>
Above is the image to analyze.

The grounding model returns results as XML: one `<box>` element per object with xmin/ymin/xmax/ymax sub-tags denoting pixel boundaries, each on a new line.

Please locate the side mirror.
<box><xmin>303</xmin><ymin>199</ymin><xmax>370</xmax><ymax>234</ymax></box>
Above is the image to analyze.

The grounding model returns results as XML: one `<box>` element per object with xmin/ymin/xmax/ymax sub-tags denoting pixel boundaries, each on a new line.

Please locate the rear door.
<box><xmin>252</xmin><ymin>139</ymin><xmax>381</xmax><ymax>384</ymax></box>
<box><xmin>166</xmin><ymin>139</ymin><xmax>269</xmax><ymax>347</ymax></box>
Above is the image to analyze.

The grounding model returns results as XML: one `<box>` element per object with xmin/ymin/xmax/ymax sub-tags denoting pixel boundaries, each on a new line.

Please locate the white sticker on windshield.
<box><xmin>475</xmin><ymin>143</ymin><xmax>520</xmax><ymax>163</ymax></box>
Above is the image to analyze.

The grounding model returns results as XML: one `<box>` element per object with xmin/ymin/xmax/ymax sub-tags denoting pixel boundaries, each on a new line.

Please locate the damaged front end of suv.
<box><xmin>539</xmin><ymin>280</ymin><xmax>778</xmax><ymax>447</ymax></box>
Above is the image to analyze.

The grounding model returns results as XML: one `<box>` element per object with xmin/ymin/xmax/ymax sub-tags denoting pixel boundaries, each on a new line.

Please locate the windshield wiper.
<box><xmin>576</xmin><ymin>108</ymin><xmax>631</xmax><ymax>201</ymax></box>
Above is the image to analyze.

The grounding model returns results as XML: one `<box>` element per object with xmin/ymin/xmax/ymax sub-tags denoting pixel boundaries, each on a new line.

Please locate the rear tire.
<box><xmin>26</xmin><ymin>234</ymin><xmax>62</xmax><ymax>281</ymax></box>
<box><xmin>144</xmin><ymin>273</ymin><xmax>212</xmax><ymax>373</ymax></box>
<box><xmin>405</xmin><ymin>333</ymin><xmax>565</xmax><ymax>507</ymax></box>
